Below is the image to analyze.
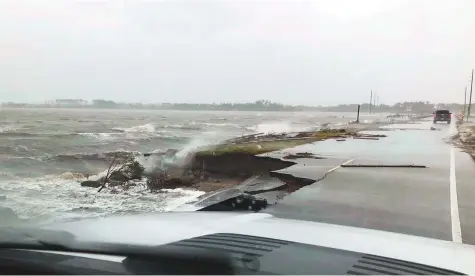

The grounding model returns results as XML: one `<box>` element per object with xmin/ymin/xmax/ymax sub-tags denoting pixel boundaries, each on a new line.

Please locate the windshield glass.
<box><xmin>0</xmin><ymin>1</ymin><xmax>474</xmax><ymax>255</ymax></box>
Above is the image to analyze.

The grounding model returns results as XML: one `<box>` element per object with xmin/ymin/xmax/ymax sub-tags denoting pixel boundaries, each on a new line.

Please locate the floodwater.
<box><xmin>0</xmin><ymin>107</ymin><xmax>392</xmax><ymax>223</ymax></box>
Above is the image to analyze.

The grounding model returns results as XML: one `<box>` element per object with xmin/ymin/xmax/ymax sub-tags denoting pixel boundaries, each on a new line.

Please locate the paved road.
<box><xmin>263</xmin><ymin>118</ymin><xmax>475</xmax><ymax>245</ymax></box>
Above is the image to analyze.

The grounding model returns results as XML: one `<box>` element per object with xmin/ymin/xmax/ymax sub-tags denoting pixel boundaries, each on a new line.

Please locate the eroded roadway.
<box><xmin>262</xmin><ymin>118</ymin><xmax>475</xmax><ymax>245</ymax></box>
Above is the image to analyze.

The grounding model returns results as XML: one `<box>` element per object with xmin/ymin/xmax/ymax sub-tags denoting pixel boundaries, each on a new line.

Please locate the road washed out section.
<box><xmin>264</xmin><ymin>118</ymin><xmax>475</xmax><ymax>245</ymax></box>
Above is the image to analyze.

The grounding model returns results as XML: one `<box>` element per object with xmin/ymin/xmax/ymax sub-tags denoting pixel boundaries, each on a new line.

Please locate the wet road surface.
<box><xmin>263</xmin><ymin>118</ymin><xmax>475</xmax><ymax>245</ymax></box>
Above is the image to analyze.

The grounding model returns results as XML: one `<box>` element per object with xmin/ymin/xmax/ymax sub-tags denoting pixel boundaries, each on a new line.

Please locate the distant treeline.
<box><xmin>124</xmin><ymin>100</ymin><xmax>298</xmax><ymax>111</ymax></box>
<box><xmin>1</xmin><ymin>99</ymin><xmax>465</xmax><ymax>113</ymax></box>
<box><xmin>318</xmin><ymin>102</ymin><xmax>464</xmax><ymax>113</ymax></box>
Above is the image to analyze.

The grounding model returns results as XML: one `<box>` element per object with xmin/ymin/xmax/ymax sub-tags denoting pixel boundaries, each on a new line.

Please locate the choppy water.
<box><xmin>0</xmin><ymin>108</ymin><xmax>392</xmax><ymax>223</ymax></box>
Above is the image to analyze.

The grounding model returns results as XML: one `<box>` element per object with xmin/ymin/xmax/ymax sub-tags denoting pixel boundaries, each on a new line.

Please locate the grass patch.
<box><xmin>312</xmin><ymin>130</ymin><xmax>352</xmax><ymax>139</ymax></box>
<box><xmin>196</xmin><ymin>129</ymin><xmax>351</xmax><ymax>156</ymax></box>
<box><xmin>196</xmin><ymin>139</ymin><xmax>314</xmax><ymax>156</ymax></box>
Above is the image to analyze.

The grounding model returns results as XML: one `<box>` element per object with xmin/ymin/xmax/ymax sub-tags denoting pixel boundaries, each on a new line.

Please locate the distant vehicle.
<box><xmin>433</xmin><ymin>109</ymin><xmax>451</xmax><ymax>124</ymax></box>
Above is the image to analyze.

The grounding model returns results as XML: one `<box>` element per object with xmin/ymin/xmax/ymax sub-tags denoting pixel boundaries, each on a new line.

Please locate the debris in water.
<box><xmin>357</xmin><ymin>134</ymin><xmax>387</xmax><ymax>138</ymax></box>
<box><xmin>80</xmin><ymin>180</ymin><xmax>102</xmax><ymax>188</ymax></box>
<box><xmin>199</xmin><ymin>193</ymin><xmax>268</xmax><ymax>212</ymax></box>
<box><xmin>283</xmin><ymin>152</ymin><xmax>325</xmax><ymax>160</ymax></box>
<box><xmin>353</xmin><ymin>137</ymin><xmax>379</xmax><ymax>140</ymax></box>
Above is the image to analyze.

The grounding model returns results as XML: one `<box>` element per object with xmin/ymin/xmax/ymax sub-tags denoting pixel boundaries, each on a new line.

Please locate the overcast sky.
<box><xmin>0</xmin><ymin>0</ymin><xmax>474</xmax><ymax>105</ymax></box>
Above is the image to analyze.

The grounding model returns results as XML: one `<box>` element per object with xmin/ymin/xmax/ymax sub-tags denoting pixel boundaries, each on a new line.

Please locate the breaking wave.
<box><xmin>77</xmin><ymin>132</ymin><xmax>115</xmax><ymax>140</ymax></box>
<box><xmin>202</xmin><ymin>122</ymin><xmax>240</xmax><ymax>128</ymax></box>
<box><xmin>112</xmin><ymin>122</ymin><xmax>241</xmax><ymax>132</ymax></box>
<box><xmin>0</xmin><ymin>126</ymin><xmax>22</xmax><ymax>133</ymax></box>
<box><xmin>247</xmin><ymin>122</ymin><xmax>307</xmax><ymax>134</ymax></box>
<box><xmin>162</xmin><ymin>124</ymin><xmax>202</xmax><ymax>130</ymax></box>
<box><xmin>0</xmin><ymin>132</ymin><xmax>117</xmax><ymax>139</ymax></box>
<box><xmin>0</xmin><ymin>172</ymin><xmax>205</xmax><ymax>222</ymax></box>
<box><xmin>0</xmin><ymin>130</ymin><xmax>187</xmax><ymax>142</ymax></box>
<box><xmin>110</xmin><ymin>122</ymin><xmax>246</xmax><ymax>134</ymax></box>
<box><xmin>113</xmin><ymin>123</ymin><xmax>156</xmax><ymax>133</ymax></box>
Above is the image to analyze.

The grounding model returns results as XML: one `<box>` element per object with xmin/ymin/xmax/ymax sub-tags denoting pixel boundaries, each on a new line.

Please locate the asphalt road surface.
<box><xmin>263</xmin><ymin>118</ymin><xmax>475</xmax><ymax>245</ymax></box>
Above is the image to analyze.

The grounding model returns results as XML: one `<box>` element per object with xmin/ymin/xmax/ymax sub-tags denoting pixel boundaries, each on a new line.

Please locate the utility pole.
<box><xmin>468</xmin><ymin>69</ymin><xmax>474</xmax><ymax>121</ymax></box>
<box><xmin>464</xmin><ymin>86</ymin><xmax>467</xmax><ymax>116</ymax></box>
<box><xmin>373</xmin><ymin>92</ymin><xmax>377</xmax><ymax>113</ymax></box>
<box><xmin>369</xmin><ymin>90</ymin><xmax>373</xmax><ymax>114</ymax></box>
<box><xmin>356</xmin><ymin>105</ymin><xmax>360</xmax><ymax>123</ymax></box>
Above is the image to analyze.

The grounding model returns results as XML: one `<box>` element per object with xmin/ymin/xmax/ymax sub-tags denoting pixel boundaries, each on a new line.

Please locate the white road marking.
<box><xmin>327</xmin><ymin>159</ymin><xmax>355</xmax><ymax>174</ymax></box>
<box><xmin>450</xmin><ymin>147</ymin><xmax>462</xmax><ymax>243</ymax></box>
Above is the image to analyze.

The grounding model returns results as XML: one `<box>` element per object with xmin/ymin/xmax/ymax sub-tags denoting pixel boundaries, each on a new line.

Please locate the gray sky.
<box><xmin>0</xmin><ymin>0</ymin><xmax>474</xmax><ymax>105</ymax></box>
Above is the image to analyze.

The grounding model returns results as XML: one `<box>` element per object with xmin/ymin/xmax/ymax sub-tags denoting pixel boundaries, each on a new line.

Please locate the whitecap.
<box><xmin>203</xmin><ymin>122</ymin><xmax>240</xmax><ymax>128</ymax></box>
<box><xmin>113</xmin><ymin>123</ymin><xmax>156</xmax><ymax>133</ymax></box>
<box><xmin>247</xmin><ymin>122</ymin><xmax>302</xmax><ymax>134</ymax></box>
<box><xmin>162</xmin><ymin>124</ymin><xmax>201</xmax><ymax>130</ymax></box>
<box><xmin>0</xmin><ymin>126</ymin><xmax>21</xmax><ymax>133</ymax></box>
<box><xmin>77</xmin><ymin>132</ymin><xmax>114</xmax><ymax>140</ymax></box>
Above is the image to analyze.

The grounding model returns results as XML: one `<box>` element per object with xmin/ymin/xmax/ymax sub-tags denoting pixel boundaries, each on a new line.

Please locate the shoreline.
<box><xmin>0</xmin><ymin>117</ymin><xmax>422</xmax><ymax>223</ymax></box>
<box><xmin>85</xmin><ymin>128</ymin><xmax>388</xmax><ymax>209</ymax></box>
<box><xmin>1</xmin><ymin>106</ymin><xmax>436</xmax><ymax>114</ymax></box>
<box><xmin>0</xmin><ymin>111</ymin><xmax>432</xmax><ymax>223</ymax></box>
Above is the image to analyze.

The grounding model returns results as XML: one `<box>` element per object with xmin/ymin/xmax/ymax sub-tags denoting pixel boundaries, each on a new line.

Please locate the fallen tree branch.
<box><xmin>98</xmin><ymin>155</ymin><xmax>119</xmax><ymax>192</ymax></box>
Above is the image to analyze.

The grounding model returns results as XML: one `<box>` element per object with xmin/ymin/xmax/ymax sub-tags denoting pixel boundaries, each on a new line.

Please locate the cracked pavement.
<box><xmin>263</xmin><ymin>118</ymin><xmax>475</xmax><ymax>245</ymax></box>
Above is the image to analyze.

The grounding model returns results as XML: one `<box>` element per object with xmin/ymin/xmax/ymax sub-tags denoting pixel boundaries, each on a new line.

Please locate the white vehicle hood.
<box><xmin>44</xmin><ymin>211</ymin><xmax>475</xmax><ymax>274</ymax></box>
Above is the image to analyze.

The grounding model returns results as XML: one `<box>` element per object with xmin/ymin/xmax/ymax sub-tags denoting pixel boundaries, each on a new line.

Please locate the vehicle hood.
<box><xmin>43</xmin><ymin>211</ymin><xmax>475</xmax><ymax>274</ymax></box>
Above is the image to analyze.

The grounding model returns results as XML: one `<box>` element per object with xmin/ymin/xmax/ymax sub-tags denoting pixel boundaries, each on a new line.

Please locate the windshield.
<box><xmin>1</xmin><ymin>0</ymin><xmax>475</xmax><ymax>256</ymax></box>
